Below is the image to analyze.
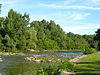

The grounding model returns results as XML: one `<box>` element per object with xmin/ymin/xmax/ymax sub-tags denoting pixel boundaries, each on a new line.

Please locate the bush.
<box><xmin>37</xmin><ymin>63</ymin><xmax>59</xmax><ymax>75</ymax></box>
<box><xmin>58</xmin><ymin>61</ymin><xmax>74</xmax><ymax>72</ymax></box>
<box><xmin>29</xmin><ymin>61</ymin><xmax>74</xmax><ymax>75</ymax></box>
<box><xmin>83</xmin><ymin>48</ymin><xmax>96</xmax><ymax>54</ymax></box>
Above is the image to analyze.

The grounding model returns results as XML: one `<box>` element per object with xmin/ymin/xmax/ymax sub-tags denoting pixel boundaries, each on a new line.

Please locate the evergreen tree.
<box><xmin>0</xmin><ymin>34</ymin><xmax>5</xmax><ymax>51</ymax></box>
<box><xmin>2</xmin><ymin>35</ymin><xmax>16</xmax><ymax>52</ymax></box>
<box><xmin>94</xmin><ymin>28</ymin><xmax>100</xmax><ymax>50</ymax></box>
<box><xmin>26</xmin><ymin>27</ymin><xmax>37</xmax><ymax>49</ymax></box>
<box><xmin>16</xmin><ymin>35</ymin><xmax>26</xmax><ymax>50</ymax></box>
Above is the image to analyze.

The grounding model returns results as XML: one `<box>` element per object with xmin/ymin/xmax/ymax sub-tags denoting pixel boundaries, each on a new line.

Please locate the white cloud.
<box><xmin>63</xmin><ymin>0</ymin><xmax>75</xmax><ymax>5</ymax></box>
<box><xmin>62</xmin><ymin>24</ymin><xmax>100</xmax><ymax>34</ymax></box>
<box><xmin>84</xmin><ymin>13</ymin><xmax>91</xmax><ymax>16</ymax></box>
<box><xmin>90</xmin><ymin>0</ymin><xmax>100</xmax><ymax>5</ymax></box>
<box><xmin>55</xmin><ymin>11</ymin><xmax>91</xmax><ymax>20</ymax></box>
<box><xmin>63</xmin><ymin>26</ymin><xmax>99</xmax><ymax>31</ymax></box>
<box><xmin>63</xmin><ymin>0</ymin><xmax>100</xmax><ymax>6</ymax></box>
<box><xmin>40</xmin><ymin>3</ymin><xmax>100</xmax><ymax>10</ymax></box>
<box><xmin>71</xmin><ymin>13</ymin><xmax>91</xmax><ymax>20</ymax></box>
<box><xmin>0</xmin><ymin>1</ymin><xmax>17</xmax><ymax>5</ymax></box>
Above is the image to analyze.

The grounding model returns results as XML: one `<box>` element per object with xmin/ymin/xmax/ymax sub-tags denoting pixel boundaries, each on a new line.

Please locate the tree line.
<box><xmin>0</xmin><ymin>9</ymin><xmax>100</xmax><ymax>52</ymax></box>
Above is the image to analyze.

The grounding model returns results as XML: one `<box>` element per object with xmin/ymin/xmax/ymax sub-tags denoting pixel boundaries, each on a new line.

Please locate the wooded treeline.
<box><xmin>0</xmin><ymin>9</ymin><xmax>100</xmax><ymax>52</ymax></box>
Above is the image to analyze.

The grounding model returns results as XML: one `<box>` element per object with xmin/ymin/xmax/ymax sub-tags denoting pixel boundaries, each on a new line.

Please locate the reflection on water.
<box><xmin>0</xmin><ymin>51</ymin><xmax>83</xmax><ymax>75</ymax></box>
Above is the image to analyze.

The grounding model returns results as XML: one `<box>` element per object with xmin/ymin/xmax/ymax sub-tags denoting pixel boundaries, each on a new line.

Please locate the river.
<box><xmin>0</xmin><ymin>51</ymin><xmax>83</xmax><ymax>75</ymax></box>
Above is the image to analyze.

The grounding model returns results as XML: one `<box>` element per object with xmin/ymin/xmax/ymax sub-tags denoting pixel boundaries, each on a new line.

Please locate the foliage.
<box><xmin>83</xmin><ymin>48</ymin><xmax>96</xmax><ymax>54</ymax></box>
<box><xmin>83</xmin><ymin>34</ymin><xmax>99</xmax><ymax>49</ymax></box>
<box><xmin>29</xmin><ymin>61</ymin><xmax>74</xmax><ymax>75</ymax></box>
<box><xmin>37</xmin><ymin>39</ymin><xmax>59</xmax><ymax>50</ymax></box>
<box><xmin>0</xmin><ymin>9</ymin><xmax>98</xmax><ymax>52</ymax></box>
<box><xmin>58</xmin><ymin>61</ymin><xmax>74</xmax><ymax>72</ymax></box>
<box><xmin>37</xmin><ymin>63</ymin><xmax>59</xmax><ymax>75</ymax></box>
<box><xmin>95</xmin><ymin>28</ymin><xmax>100</xmax><ymax>50</ymax></box>
<box><xmin>0</xmin><ymin>34</ymin><xmax>5</xmax><ymax>51</ymax></box>
<box><xmin>2</xmin><ymin>35</ymin><xmax>17</xmax><ymax>52</ymax></box>
<box><xmin>67</xmin><ymin>32</ymin><xmax>90</xmax><ymax>50</ymax></box>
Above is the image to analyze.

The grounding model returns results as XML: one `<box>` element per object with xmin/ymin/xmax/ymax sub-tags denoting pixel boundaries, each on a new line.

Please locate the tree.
<box><xmin>95</xmin><ymin>28</ymin><xmax>100</xmax><ymax>41</ymax></box>
<box><xmin>47</xmin><ymin>21</ymin><xmax>67</xmax><ymax>49</ymax></box>
<box><xmin>30</xmin><ymin>21</ymin><xmax>45</xmax><ymax>39</ymax></box>
<box><xmin>0</xmin><ymin>34</ymin><xmax>5</xmax><ymax>51</ymax></box>
<box><xmin>0</xmin><ymin>9</ymin><xmax>96</xmax><ymax>52</ymax></box>
<box><xmin>0</xmin><ymin>17</ymin><xmax>4</xmax><ymax>27</ymax></box>
<box><xmin>67</xmin><ymin>32</ymin><xmax>90</xmax><ymax>50</ymax></box>
<box><xmin>37</xmin><ymin>39</ymin><xmax>59</xmax><ymax>50</ymax></box>
<box><xmin>2</xmin><ymin>35</ymin><xmax>16</xmax><ymax>52</ymax></box>
<box><xmin>16</xmin><ymin>35</ymin><xmax>27</xmax><ymax>50</ymax></box>
<box><xmin>26</xmin><ymin>27</ymin><xmax>37</xmax><ymax>49</ymax></box>
<box><xmin>4</xmin><ymin>9</ymin><xmax>29</xmax><ymax>39</ymax></box>
<box><xmin>83</xmin><ymin>34</ymin><xmax>98</xmax><ymax>49</ymax></box>
<box><xmin>94</xmin><ymin>28</ymin><xmax>100</xmax><ymax>50</ymax></box>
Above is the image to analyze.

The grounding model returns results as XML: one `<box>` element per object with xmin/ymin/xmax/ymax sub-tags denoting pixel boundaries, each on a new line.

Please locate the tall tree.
<box><xmin>95</xmin><ymin>28</ymin><xmax>100</xmax><ymax>41</ymax></box>
<box><xmin>31</xmin><ymin>21</ymin><xmax>45</xmax><ymax>39</ymax></box>
<box><xmin>0</xmin><ymin>34</ymin><xmax>5</xmax><ymax>51</ymax></box>
<box><xmin>2</xmin><ymin>35</ymin><xmax>16</xmax><ymax>52</ymax></box>
<box><xmin>4</xmin><ymin>9</ymin><xmax>29</xmax><ymax>40</ymax></box>
<box><xmin>94</xmin><ymin>28</ymin><xmax>100</xmax><ymax>50</ymax></box>
<box><xmin>26</xmin><ymin>27</ymin><xmax>37</xmax><ymax>49</ymax></box>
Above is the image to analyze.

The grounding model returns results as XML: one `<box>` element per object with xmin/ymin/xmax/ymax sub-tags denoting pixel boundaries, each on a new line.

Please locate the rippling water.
<box><xmin>0</xmin><ymin>51</ymin><xmax>83</xmax><ymax>75</ymax></box>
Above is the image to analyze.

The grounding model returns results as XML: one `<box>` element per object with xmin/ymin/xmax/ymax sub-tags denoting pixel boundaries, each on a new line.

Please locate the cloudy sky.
<box><xmin>0</xmin><ymin>0</ymin><xmax>100</xmax><ymax>35</ymax></box>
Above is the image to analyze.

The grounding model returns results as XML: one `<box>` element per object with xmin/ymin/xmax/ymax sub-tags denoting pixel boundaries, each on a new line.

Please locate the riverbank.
<box><xmin>0</xmin><ymin>50</ymin><xmax>82</xmax><ymax>56</ymax></box>
<box><xmin>70</xmin><ymin>55</ymin><xmax>87</xmax><ymax>63</ymax></box>
<box><xmin>0</xmin><ymin>52</ymin><xmax>25</xmax><ymax>56</ymax></box>
<box><xmin>74</xmin><ymin>53</ymin><xmax>100</xmax><ymax>75</ymax></box>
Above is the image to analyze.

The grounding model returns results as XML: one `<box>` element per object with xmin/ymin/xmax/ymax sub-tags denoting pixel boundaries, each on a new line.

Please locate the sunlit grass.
<box><xmin>74</xmin><ymin>53</ymin><xmax>100</xmax><ymax>75</ymax></box>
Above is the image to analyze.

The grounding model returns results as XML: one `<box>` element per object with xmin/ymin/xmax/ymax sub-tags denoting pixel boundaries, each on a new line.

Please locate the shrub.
<box><xmin>37</xmin><ymin>63</ymin><xmax>59</xmax><ymax>75</ymax></box>
<box><xmin>83</xmin><ymin>48</ymin><xmax>96</xmax><ymax>54</ymax></box>
<box><xmin>58</xmin><ymin>61</ymin><xmax>74</xmax><ymax>72</ymax></box>
<box><xmin>29</xmin><ymin>61</ymin><xmax>74</xmax><ymax>75</ymax></box>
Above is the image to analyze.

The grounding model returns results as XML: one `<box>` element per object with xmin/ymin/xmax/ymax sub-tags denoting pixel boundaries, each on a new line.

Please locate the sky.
<box><xmin>0</xmin><ymin>0</ymin><xmax>100</xmax><ymax>35</ymax></box>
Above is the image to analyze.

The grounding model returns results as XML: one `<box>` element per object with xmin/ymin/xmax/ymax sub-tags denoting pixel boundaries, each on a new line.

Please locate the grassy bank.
<box><xmin>74</xmin><ymin>53</ymin><xmax>100</xmax><ymax>75</ymax></box>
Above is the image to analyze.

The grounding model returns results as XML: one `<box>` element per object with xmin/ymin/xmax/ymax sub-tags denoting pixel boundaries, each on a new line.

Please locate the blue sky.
<box><xmin>0</xmin><ymin>0</ymin><xmax>100</xmax><ymax>35</ymax></box>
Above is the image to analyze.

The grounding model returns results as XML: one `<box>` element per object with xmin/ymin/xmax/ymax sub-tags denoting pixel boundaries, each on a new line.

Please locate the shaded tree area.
<box><xmin>94</xmin><ymin>28</ymin><xmax>100</xmax><ymax>50</ymax></box>
<box><xmin>0</xmin><ymin>9</ymin><xmax>36</xmax><ymax>52</ymax></box>
<box><xmin>83</xmin><ymin>35</ymin><xmax>99</xmax><ymax>50</ymax></box>
<box><xmin>67</xmin><ymin>32</ymin><xmax>89</xmax><ymax>50</ymax></box>
<box><xmin>0</xmin><ymin>9</ymin><xmax>98</xmax><ymax>52</ymax></box>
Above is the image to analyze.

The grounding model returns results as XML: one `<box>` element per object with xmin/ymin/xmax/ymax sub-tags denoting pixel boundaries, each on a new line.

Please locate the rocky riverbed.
<box><xmin>24</xmin><ymin>55</ymin><xmax>67</xmax><ymax>62</ymax></box>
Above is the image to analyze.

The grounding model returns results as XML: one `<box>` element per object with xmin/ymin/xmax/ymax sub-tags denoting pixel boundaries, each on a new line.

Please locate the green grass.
<box><xmin>74</xmin><ymin>53</ymin><xmax>100</xmax><ymax>75</ymax></box>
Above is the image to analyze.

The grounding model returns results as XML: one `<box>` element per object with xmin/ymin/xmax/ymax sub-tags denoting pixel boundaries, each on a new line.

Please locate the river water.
<box><xmin>0</xmin><ymin>51</ymin><xmax>83</xmax><ymax>75</ymax></box>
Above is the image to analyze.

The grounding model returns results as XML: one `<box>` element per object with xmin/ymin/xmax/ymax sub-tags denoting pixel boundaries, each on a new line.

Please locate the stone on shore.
<box><xmin>27</xmin><ymin>49</ymin><xmax>35</xmax><ymax>52</ymax></box>
<box><xmin>0</xmin><ymin>52</ymin><xmax>25</xmax><ymax>56</ymax></box>
<box><xmin>60</xmin><ymin>71</ymin><xmax>75</xmax><ymax>75</ymax></box>
<box><xmin>70</xmin><ymin>55</ymin><xmax>87</xmax><ymax>63</ymax></box>
<box><xmin>0</xmin><ymin>58</ymin><xmax>3</xmax><ymax>62</ymax></box>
